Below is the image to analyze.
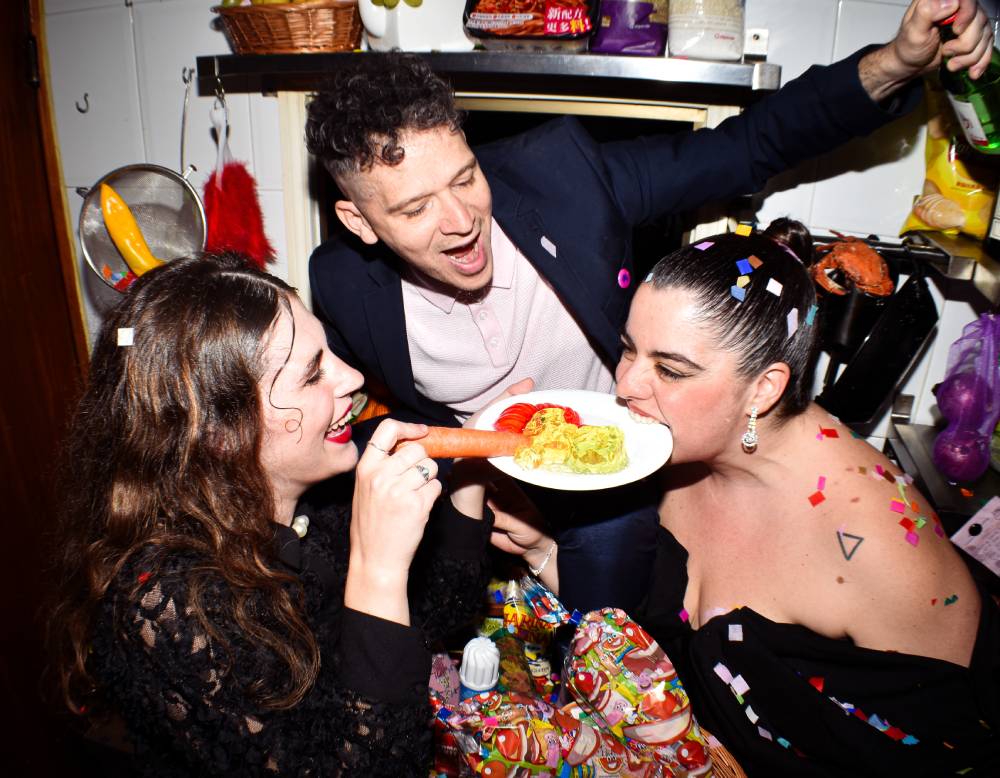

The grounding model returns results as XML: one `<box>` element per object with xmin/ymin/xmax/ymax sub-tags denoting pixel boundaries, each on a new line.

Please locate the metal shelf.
<box><xmin>196</xmin><ymin>51</ymin><xmax>781</xmax><ymax>106</ymax></box>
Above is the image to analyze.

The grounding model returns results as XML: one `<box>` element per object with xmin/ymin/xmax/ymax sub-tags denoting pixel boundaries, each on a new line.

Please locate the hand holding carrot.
<box><xmin>345</xmin><ymin>418</ymin><xmax>441</xmax><ymax>625</ymax></box>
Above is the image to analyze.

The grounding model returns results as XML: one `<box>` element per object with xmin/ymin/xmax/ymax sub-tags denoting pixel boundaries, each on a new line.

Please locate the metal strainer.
<box><xmin>78</xmin><ymin>163</ymin><xmax>206</xmax><ymax>290</ymax></box>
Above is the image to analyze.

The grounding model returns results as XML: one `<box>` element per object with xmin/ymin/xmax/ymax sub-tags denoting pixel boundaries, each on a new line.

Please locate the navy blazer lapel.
<box><xmin>361</xmin><ymin>257</ymin><xmax>422</xmax><ymax>413</ymax></box>
<box><xmin>489</xmin><ymin>174</ymin><xmax>622</xmax><ymax>365</ymax></box>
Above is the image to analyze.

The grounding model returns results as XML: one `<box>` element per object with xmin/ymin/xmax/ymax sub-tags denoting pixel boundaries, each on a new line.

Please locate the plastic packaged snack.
<box><xmin>464</xmin><ymin>0</ymin><xmax>600</xmax><ymax>51</ymax></box>
<box><xmin>901</xmin><ymin>79</ymin><xmax>999</xmax><ymax>240</ymax></box>
<box><xmin>589</xmin><ymin>0</ymin><xmax>668</xmax><ymax>56</ymax></box>
<box><xmin>668</xmin><ymin>0</ymin><xmax>744</xmax><ymax>61</ymax></box>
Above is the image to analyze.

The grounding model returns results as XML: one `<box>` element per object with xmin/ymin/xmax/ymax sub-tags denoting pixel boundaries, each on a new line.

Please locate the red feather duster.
<box><xmin>203</xmin><ymin>101</ymin><xmax>275</xmax><ymax>269</ymax></box>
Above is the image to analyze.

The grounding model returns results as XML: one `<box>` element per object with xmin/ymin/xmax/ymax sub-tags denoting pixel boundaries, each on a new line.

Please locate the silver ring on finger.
<box><xmin>414</xmin><ymin>462</ymin><xmax>432</xmax><ymax>484</ymax></box>
<box><xmin>367</xmin><ymin>441</ymin><xmax>389</xmax><ymax>455</ymax></box>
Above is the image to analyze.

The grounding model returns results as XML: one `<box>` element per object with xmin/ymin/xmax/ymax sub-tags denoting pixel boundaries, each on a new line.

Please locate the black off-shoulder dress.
<box><xmin>89</xmin><ymin>491</ymin><xmax>492</xmax><ymax>777</ymax></box>
<box><xmin>639</xmin><ymin>527</ymin><xmax>1000</xmax><ymax>777</ymax></box>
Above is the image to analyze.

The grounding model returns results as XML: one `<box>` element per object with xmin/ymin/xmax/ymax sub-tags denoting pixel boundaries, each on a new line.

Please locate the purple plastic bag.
<box><xmin>932</xmin><ymin>313</ymin><xmax>1000</xmax><ymax>482</ymax></box>
<box><xmin>589</xmin><ymin>0</ymin><xmax>667</xmax><ymax>56</ymax></box>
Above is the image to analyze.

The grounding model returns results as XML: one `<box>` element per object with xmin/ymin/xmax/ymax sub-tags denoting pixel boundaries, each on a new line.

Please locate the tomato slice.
<box><xmin>493</xmin><ymin>401</ymin><xmax>581</xmax><ymax>432</ymax></box>
<box><xmin>494</xmin><ymin>403</ymin><xmax>538</xmax><ymax>432</ymax></box>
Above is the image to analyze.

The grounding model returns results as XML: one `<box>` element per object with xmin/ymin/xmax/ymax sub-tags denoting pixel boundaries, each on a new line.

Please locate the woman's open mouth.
<box><xmin>325</xmin><ymin>410</ymin><xmax>354</xmax><ymax>444</ymax></box>
<box><xmin>627</xmin><ymin>406</ymin><xmax>665</xmax><ymax>426</ymax></box>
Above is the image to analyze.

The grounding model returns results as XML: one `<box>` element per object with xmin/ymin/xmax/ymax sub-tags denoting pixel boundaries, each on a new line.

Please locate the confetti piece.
<box><xmin>820</xmin><ymin>427</ymin><xmax>839</xmax><ymax>438</ymax></box>
<box><xmin>714</xmin><ymin>662</ymin><xmax>733</xmax><ymax>685</ymax></box>
<box><xmin>540</xmin><ymin>235</ymin><xmax>557</xmax><ymax>256</ymax></box>
<box><xmin>117</xmin><ymin>328</ymin><xmax>134</xmax><ymax>347</ymax></box>
<box><xmin>899</xmin><ymin>517</ymin><xmax>915</xmax><ymax>531</ymax></box>
<box><xmin>787</xmin><ymin>308</ymin><xmax>799</xmax><ymax>338</ymax></box>
<box><xmin>102</xmin><ymin>264</ymin><xmax>113</xmax><ymax>280</ymax></box>
<box><xmin>745</xmin><ymin>705</ymin><xmax>759</xmax><ymax>724</ymax></box>
<box><xmin>817</xmin><ymin>475</ymin><xmax>827</xmax><ymax>491</ymax></box>
<box><xmin>882</xmin><ymin>470</ymin><xmax>896</xmax><ymax>484</ymax></box>
<box><xmin>728</xmin><ymin>624</ymin><xmax>744</xmax><ymax>642</ymax></box>
<box><xmin>734</xmin><ymin>223</ymin><xmax>752</xmax><ymax>236</ymax></box>
<box><xmin>757</xmin><ymin>726</ymin><xmax>773</xmax><ymax>741</ymax></box>
<box><xmin>805</xmin><ymin>304</ymin><xmax>818</xmax><ymax>325</ymax></box>
<box><xmin>736</xmin><ymin>274</ymin><xmax>751</xmax><ymax>288</ymax></box>
<box><xmin>736</xmin><ymin>258</ymin><xmax>753</xmax><ymax>275</ymax></box>
<box><xmin>765</xmin><ymin>277</ymin><xmax>783</xmax><ymax>296</ymax></box>
<box><xmin>960</xmin><ymin>488</ymin><xmax>974</xmax><ymax>498</ymax></box>
<box><xmin>837</xmin><ymin>531</ymin><xmax>864</xmax><ymax>561</ymax></box>
<box><xmin>931</xmin><ymin>598</ymin><xmax>937</xmax><ymax>605</ymax></box>
<box><xmin>902</xmin><ymin>735</ymin><xmax>919</xmax><ymax>746</ymax></box>
<box><xmin>934</xmin><ymin>523</ymin><xmax>945</xmax><ymax>538</ymax></box>
<box><xmin>858</xmin><ymin>466</ymin><xmax>867</xmax><ymax>475</ymax></box>
<box><xmin>868</xmin><ymin>714</ymin><xmax>888</xmax><ymax>732</ymax></box>
<box><xmin>875</xmin><ymin>465</ymin><xmax>885</xmax><ymax>476</ymax></box>
<box><xmin>730</xmin><ymin>285</ymin><xmax>746</xmax><ymax>302</ymax></box>
<box><xmin>678</xmin><ymin>608</ymin><xmax>689</xmax><ymax>623</ymax></box>
<box><xmin>808</xmin><ymin>676</ymin><xmax>824</xmax><ymax>692</ymax></box>
<box><xmin>748</xmin><ymin>254</ymin><xmax>763</xmax><ymax>269</ymax></box>
<box><xmin>643</xmin><ymin>271</ymin><xmax>653</xmax><ymax>283</ymax></box>
<box><xmin>695</xmin><ymin>240</ymin><xmax>714</xmax><ymax>250</ymax></box>
<box><xmin>731</xmin><ymin>675</ymin><xmax>750</xmax><ymax>696</ymax></box>
<box><xmin>905</xmin><ymin>531</ymin><xmax>919</xmax><ymax>547</ymax></box>
<box><xmin>809</xmin><ymin>491</ymin><xmax>825</xmax><ymax>507</ymax></box>
<box><xmin>945</xmin><ymin>594</ymin><xmax>959</xmax><ymax>606</ymax></box>
<box><xmin>777</xmin><ymin>737</ymin><xmax>792</xmax><ymax>749</ymax></box>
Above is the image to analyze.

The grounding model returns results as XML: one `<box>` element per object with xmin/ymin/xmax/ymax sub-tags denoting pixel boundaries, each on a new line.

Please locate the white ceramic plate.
<box><xmin>474</xmin><ymin>389</ymin><xmax>672</xmax><ymax>491</ymax></box>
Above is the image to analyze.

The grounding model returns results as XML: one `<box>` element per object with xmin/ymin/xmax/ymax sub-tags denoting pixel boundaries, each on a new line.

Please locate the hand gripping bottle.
<box><xmin>937</xmin><ymin>12</ymin><xmax>1000</xmax><ymax>154</ymax></box>
<box><xmin>459</xmin><ymin>636</ymin><xmax>500</xmax><ymax>701</ymax></box>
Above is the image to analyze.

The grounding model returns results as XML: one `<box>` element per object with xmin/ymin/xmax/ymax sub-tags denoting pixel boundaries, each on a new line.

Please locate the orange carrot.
<box><xmin>395</xmin><ymin>427</ymin><xmax>527</xmax><ymax>458</ymax></box>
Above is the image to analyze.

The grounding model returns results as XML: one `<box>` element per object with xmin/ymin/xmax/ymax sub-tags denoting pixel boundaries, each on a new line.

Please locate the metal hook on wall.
<box><xmin>180</xmin><ymin>66</ymin><xmax>195</xmax><ymax>173</ymax></box>
<box><xmin>75</xmin><ymin>93</ymin><xmax>90</xmax><ymax>113</ymax></box>
<box><xmin>212</xmin><ymin>56</ymin><xmax>226</xmax><ymax>107</ymax></box>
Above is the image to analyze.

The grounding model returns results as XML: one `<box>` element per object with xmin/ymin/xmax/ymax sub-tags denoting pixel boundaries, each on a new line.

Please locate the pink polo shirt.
<box><xmin>401</xmin><ymin>219</ymin><xmax>615</xmax><ymax>421</ymax></box>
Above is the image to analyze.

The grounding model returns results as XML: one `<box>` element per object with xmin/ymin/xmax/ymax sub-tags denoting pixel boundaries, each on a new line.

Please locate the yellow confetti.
<box><xmin>734</xmin><ymin>223</ymin><xmax>752</xmax><ymax>236</ymax></box>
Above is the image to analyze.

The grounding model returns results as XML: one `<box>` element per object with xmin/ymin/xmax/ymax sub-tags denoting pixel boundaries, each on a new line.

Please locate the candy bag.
<box><xmin>565</xmin><ymin>608</ymin><xmax>711</xmax><ymax>773</ymax></box>
<box><xmin>932</xmin><ymin>313</ymin><xmax>1000</xmax><ymax>482</ymax></box>
<box><xmin>901</xmin><ymin>79</ymin><xmax>998</xmax><ymax>241</ymax></box>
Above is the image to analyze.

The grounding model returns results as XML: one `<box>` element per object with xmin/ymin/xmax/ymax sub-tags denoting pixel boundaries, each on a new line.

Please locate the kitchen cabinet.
<box><xmin>196</xmin><ymin>51</ymin><xmax>781</xmax><ymax>303</ymax></box>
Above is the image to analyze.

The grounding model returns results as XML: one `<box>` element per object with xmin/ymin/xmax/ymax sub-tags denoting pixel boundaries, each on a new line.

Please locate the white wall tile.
<box><xmin>745</xmin><ymin>0</ymin><xmax>839</xmax><ymax>82</ymax></box>
<box><xmin>807</xmin><ymin>0</ymin><xmax>928</xmax><ymax>238</ymax></box>
<box><xmin>45</xmin><ymin>0</ymin><xmax>121</xmax><ymax>14</ymax></box>
<box><xmin>46</xmin><ymin>5</ymin><xmax>145</xmax><ymax>188</ymax></box>
<box><xmin>250</xmin><ymin>94</ymin><xmax>283</xmax><ymax>192</ymax></box>
<box><xmin>258</xmin><ymin>189</ymin><xmax>289</xmax><ymax>282</ymax></box>
<box><xmin>745</xmin><ymin>0</ymin><xmax>838</xmax><ymax>230</ymax></box>
<box><xmin>132</xmin><ymin>0</ymin><xmax>252</xmax><ymax>194</ymax></box>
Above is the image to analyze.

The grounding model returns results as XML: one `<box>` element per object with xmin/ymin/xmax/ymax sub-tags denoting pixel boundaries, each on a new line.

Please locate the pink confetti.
<box><xmin>934</xmin><ymin>524</ymin><xmax>945</xmax><ymax>538</ymax></box>
<box><xmin>678</xmin><ymin>608</ymin><xmax>689</xmax><ymax>623</ymax></box>
<box><xmin>694</xmin><ymin>241</ymin><xmax>714</xmax><ymax>250</ymax></box>
<box><xmin>905</xmin><ymin>531</ymin><xmax>919</xmax><ymax>547</ymax></box>
<box><xmin>817</xmin><ymin>476</ymin><xmax>827</xmax><ymax>491</ymax></box>
<box><xmin>889</xmin><ymin>499</ymin><xmax>906</xmax><ymax>514</ymax></box>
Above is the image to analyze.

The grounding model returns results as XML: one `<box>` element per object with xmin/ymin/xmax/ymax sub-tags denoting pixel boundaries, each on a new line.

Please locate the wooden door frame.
<box><xmin>31</xmin><ymin>0</ymin><xmax>89</xmax><ymax>370</ymax></box>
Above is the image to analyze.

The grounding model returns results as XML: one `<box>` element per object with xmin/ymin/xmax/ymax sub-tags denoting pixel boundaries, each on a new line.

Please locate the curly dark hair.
<box><xmin>47</xmin><ymin>253</ymin><xmax>320</xmax><ymax>714</ymax></box>
<box><xmin>647</xmin><ymin>218</ymin><xmax>820</xmax><ymax>419</ymax></box>
<box><xmin>304</xmin><ymin>51</ymin><xmax>464</xmax><ymax>179</ymax></box>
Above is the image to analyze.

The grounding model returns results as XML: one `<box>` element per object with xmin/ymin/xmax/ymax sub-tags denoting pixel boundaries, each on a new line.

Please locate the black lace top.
<box><xmin>639</xmin><ymin>527</ymin><xmax>1000</xmax><ymax>777</ymax></box>
<box><xmin>89</xmin><ymin>489</ymin><xmax>492</xmax><ymax>777</ymax></box>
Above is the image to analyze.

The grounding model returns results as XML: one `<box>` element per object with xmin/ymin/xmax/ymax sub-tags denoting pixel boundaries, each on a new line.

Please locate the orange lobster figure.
<box><xmin>811</xmin><ymin>235</ymin><xmax>894</xmax><ymax>297</ymax></box>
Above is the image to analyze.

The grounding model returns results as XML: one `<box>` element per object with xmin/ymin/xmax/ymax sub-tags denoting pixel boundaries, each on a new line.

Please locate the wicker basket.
<box><xmin>214</xmin><ymin>1</ymin><xmax>362</xmax><ymax>55</ymax></box>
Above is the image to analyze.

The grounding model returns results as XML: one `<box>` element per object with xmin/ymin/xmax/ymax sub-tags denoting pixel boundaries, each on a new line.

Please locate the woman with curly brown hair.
<box><xmin>47</xmin><ymin>253</ymin><xmax>501</xmax><ymax>776</ymax></box>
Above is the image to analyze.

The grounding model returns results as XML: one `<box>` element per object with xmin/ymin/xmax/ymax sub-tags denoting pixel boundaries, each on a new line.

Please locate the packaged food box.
<box><xmin>463</xmin><ymin>0</ymin><xmax>600</xmax><ymax>52</ymax></box>
<box><xmin>589</xmin><ymin>0</ymin><xmax>668</xmax><ymax>57</ymax></box>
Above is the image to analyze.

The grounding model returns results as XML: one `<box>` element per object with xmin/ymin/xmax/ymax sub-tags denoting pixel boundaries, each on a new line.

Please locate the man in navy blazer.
<box><xmin>306</xmin><ymin>0</ymin><xmax>993</xmax><ymax>613</ymax></box>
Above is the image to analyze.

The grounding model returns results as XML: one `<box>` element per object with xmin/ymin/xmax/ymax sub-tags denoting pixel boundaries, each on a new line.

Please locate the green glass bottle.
<box><xmin>938</xmin><ymin>13</ymin><xmax>1000</xmax><ymax>154</ymax></box>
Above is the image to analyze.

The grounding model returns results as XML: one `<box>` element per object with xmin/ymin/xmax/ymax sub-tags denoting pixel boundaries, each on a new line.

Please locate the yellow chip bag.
<box><xmin>901</xmin><ymin>78</ymin><xmax>998</xmax><ymax>241</ymax></box>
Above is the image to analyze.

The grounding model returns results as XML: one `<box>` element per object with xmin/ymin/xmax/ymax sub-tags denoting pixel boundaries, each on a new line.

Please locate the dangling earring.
<box><xmin>741</xmin><ymin>406</ymin><xmax>758</xmax><ymax>453</ymax></box>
